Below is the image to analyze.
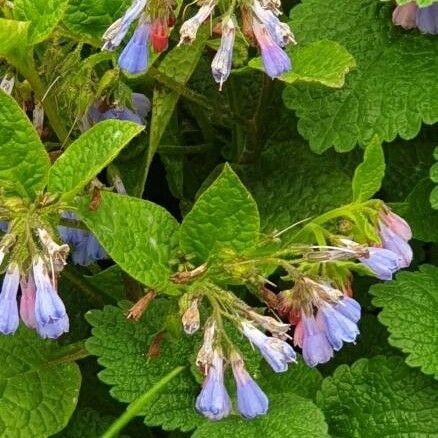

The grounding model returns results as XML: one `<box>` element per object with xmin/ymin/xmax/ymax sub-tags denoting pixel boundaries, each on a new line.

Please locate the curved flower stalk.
<box><xmin>102</xmin><ymin>0</ymin><xmax>175</xmax><ymax>74</ymax></box>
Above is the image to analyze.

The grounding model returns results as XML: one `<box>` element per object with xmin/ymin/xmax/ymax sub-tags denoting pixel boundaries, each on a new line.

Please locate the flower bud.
<box><xmin>182</xmin><ymin>296</ymin><xmax>200</xmax><ymax>334</ymax></box>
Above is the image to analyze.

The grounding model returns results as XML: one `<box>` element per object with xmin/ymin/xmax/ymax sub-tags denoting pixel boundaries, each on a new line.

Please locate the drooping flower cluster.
<box><xmin>392</xmin><ymin>2</ymin><xmax>438</xmax><ymax>34</ymax></box>
<box><xmin>279</xmin><ymin>278</ymin><xmax>360</xmax><ymax>367</ymax></box>
<box><xmin>192</xmin><ymin>313</ymin><xmax>292</xmax><ymax>420</ymax></box>
<box><xmin>0</xmin><ymin>227</ymin><xmax>70</xmax><ymax>338</ymax></box>
<box><xmin>178</xmin><ymin>0</ymin><xmax>295</xmax><ymax>86</ymax></box>
<box><xmin>102</xmin><ymin>0</ymin><xmax>175</xmax><ymax>75</ymax></box>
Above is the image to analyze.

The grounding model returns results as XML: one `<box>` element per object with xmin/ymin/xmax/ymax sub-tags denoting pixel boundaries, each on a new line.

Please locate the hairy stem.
<box><xmin>102</xmin><ymin>366</ymin><xmax>185</xmax><ymax>438</ymax></box>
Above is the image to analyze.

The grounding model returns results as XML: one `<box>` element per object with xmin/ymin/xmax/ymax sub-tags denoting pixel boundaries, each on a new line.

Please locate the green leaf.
<box><xmin>284</xmin><ymin>0</ymin><xmax>438</xmax><ymax>152</ymax></box>
<box><xmin>0</xmin><ymin>327</ymin><xmax>81</xmax><ymax>437</ymax></box>
<box><xmin>54</xmin><ymin>408</ymin><xmax>114</xmax><ymax>438</ymax></box>
<box><xmin>63</xmin><ymin>0</ymin><xmax>130</xmax><ymax>44</ymax></box>
<box><xmin>192</xmin><ymin>393</ymin><xmax>329</xmax><ymax>438</ymax></box>
<box><xmin>0</xmin><ymin>91</ymin><xmax>50</xmax><ymax>198</ymax></box>
<box><xmin>370</xmin><ymin>265</ymin><xmax>438</xmax><ymax>378</ymax></box>
<box><xmin>180</xmin><ymin>164</ymin><xmax>260</xmax><ymax>262</ymax></box>
<box><xmin>77</xmin><ymin>192</ymin><xmax>179</xmax><ymax>294</ymax></box>
<box><xmin>249</xmin><ymin>40</ymin><xmax>356</xmax><ymax>88</ymax></box>
<box><xmin>147</xmin><ymin>29</ymin><xmax>209</xmax><ymax>184</ymax></box>
<box><xmin>48</xmin><ymin>120</ymin><xmax>143</xmax><ymax>199</ymax></box>
<box><xmin>86</xmin><ymin>300</ymin><xmax>204</xmax><ymax>432</ymax></box>
<box><xmin>0</xmin><ymin>18</ymin><xmax>29</xmax><ymax>59</ymax></box>
<box><xmin>317</xmin><ymin>356</ymin><xmax>438</xmax><ymax>437</ymax></box>
<box><xmin>14</xmin><ymin>0</ymin><xmax>69</xmax><ymax>44</ymax></box>
<box><xmin>236</xmin><ymin>139</ymin><xmax>353</xmax><ymax>241</ymax></box>
<box><xmin>258</xmin><ymin>358</ymin><xmax>323</xmax><ymax>400</ymax></box>
<box><xmin>403</xmin><ymin>178</ymin><xmax>438</xmax><ymax>242</ymax></box>
<box><xmin>430</xmin><ymin>186</ymin><xmax>438</xmax><ymax>210</ymax></box>
<box><xmin>396</xmin><ymin>0</ymin><xmax>438</xmax><ymax>6</ymax></box>
<box><xmin>352</xmin><ymin>136</ymin><xmax>385</xmax><ymax>202</ymax></box>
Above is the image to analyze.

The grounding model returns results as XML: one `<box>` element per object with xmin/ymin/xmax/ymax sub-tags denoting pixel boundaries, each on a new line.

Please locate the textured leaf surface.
<box><xmin>48</xmin><ymin>120</ymin><xmax>143</xmax><ymax>199</ymax></box>
<box><xmin>147</xmin><ymin>29</ymin><xmax>209</xmax><ymax>181</ymax></box>
<box><xmin>0</xmin><ymin>327</ymin><xmax>81</xmax><ymax>437</ymax></box>
<box><xmin>258</xmin><ymin>358</ymin><xmax>323</xmax><ymax>400</ymax></box>
<box><xmin>77</xmin><ymin>192</ymin><xmax>179</xmax><ymax>294</ymax></box>
<box><xmin>0</xmin><ymin>19</ymin><xmax>29</xmax><ymax>57</ymax></box>
<box><xmin>180</xmin><ymin>164</ymin><xmax>260</xmax><ymax>261</ymax></box>
<box><xmin>403</xmin><ymin>178</ymin><xmax>438</xmax><ymax>242</ymax></box>
<box><xmin>0</xmin><ymin>91</ymin><xmax>50</xmax><ymax>198</ymax></box>
<box><xmin>370</xmin><ymin>265</ymin><xmax>438</xmax><ymax>378</ymax></box>
<box><xmin>86</xmin><ymin>300</ymin><xmax>203</xmax><ymax>432</ymax></box>
<box><xmin>352</xmin><ymin>136</ymin><xmax>385</xmax><ymax>202</ymax></box>
<box><xmin>193</xmin><ymin>393</ymin><xmax>329</xmax><ymax>438</ymax></box>
<box><xmin>14</xmin><ymin>0</ymin><xmax>69</xmax><ymax>43</ymax></box>
<box><xmin>396</xmin><ymin>0</ymin><xmax>438</xmax><ymax>6</ymax></box>
<box><xmin>284</xmin><ymin>0</ymin><xmax>438</xmax><ymax>152</ymax></box>
<box><xmin>250</xmin><ymin>40</ymin><xmax>356</xmax><ymax>88</ymax></box>
<box><xmin>317</xmin><ymin>356</ymin><xmax>438</xmax><ymax>437</ymax></box>
<box><xmin>63</xmin><ymin>0</ymin><xmax>130</xmax><ymax>43</ymax></box>
<box><xmin>236</xmin><ymin>140</ymin><xmax>353</xmax><ymax>240</ymax></box>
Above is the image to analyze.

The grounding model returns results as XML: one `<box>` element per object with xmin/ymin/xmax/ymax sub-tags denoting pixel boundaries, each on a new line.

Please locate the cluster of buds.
<box><xmin>392</xmin><ymin>2</ymin><xmax>438</xmax><ymax>34</ymax></box>
<box><xmin>182</xmin><ymin>292</ymin><xmax>295</xmax><ymax>420</ymax></box>
<box><xmin>0</xmin><ymin>225</ymin><xmax>70</xmax><ymax>338</ymax></box>
<box><xmin>178</xmin><ymin>0</ymin><xmax>296</xmax><ymax>88</ymax></box>
<box><xmin>335</xmin><ymin>207</ymin><xmax>412</xmax><ymax>281</ymax></box>
<box><xmin>102</xmin><ymin>0</ymin><xmax>175</xmax><ymax>75</ymax></box>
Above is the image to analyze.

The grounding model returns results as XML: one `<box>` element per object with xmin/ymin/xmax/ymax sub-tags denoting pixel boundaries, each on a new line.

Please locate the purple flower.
<box><xmin>334</xmin><ymin>296</ymin><xmax>361</xmax><ymax>323</ymax></box>
<box><xmin>317</xmin><ymin>303</ymin><xmax>359</xmax><ymax>351</ymax></box>
<box><xmin>252</xmin><ymin>20</ymin><xmax>291</xmax><ymax>79</ymax></box>
<box><xmin>392</xmin><ymin>2</ymin><xmax>417</xmax><ymax>29</ymax></box>
<box><xmin>359</xmin><ymin>247</ymin><xmax>400</xmax><ymax>280</ymax></box>
<box><xmin>211</xmin><ymin>18</ymin><xmax>236</xmax><ymax>90</ymax></box>
<box><xmin>0</xmin><ymin>264</ymin><xmax>20</xmax><ymax>335</ymax></box>
<box><xmin>33</xmin><ymin>257</ymin><xmax>69</xmax><ymax>339</ymax></box>
<box><xmin>380</xmin><ymin>209</ymin><xmax>412</xmax><ymax>241</ymax></box>
<box><xmin>59</xmin><ymin>212</ymin><xmax>106</xmax><ymax>266</ymax></box>
<box><xmin>20</xmin><ymin>273</ymin><xmax>37</xmax><ymax>329</ymax></box>
<box><xmin>195</xmin><ymin>349</ymin><xmax>232</xmax><ymax>420</ymax></box>
<box><xmin>102</xmin><ymin>0</ymin><xmax>148</xmax><ymax>51</ymax></box>
<box><xmin>231</xmin><ymin>352</ymin><xmax>268</xmax><ymax>419</ymax></box>
<box><xmin>118</xmin><ymin>19</ymin><xmax>151</xmax><ymax>75</ymax></box>
<box><xmin>0</xmin><ymin>221</ymin><xmax>8</xmax><ymax>233</ymax></box>
<box><xmin>241</xmin><ymin>321</ymin><xmax>296</xmax><ymax>372</ymax></box>
<box><xmin>300</xmin><ymin>314</ymin><xmax>333</xmax><ymax>367</ymax></box>
<box><xmin>379</xmin><ymin>223</ymin><xmax>413</xmax><ymax>268</ymax></box>
<box><xmin>416</xmin><ymin>3</ymin><xmax>438</xmax><ymax>34</ymax></box>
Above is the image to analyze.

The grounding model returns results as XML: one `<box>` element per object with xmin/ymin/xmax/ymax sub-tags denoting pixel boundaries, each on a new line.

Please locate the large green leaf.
<box><xmin>193</xmin><ymin>393</ymin><xmax>329</xmax><ymax>438</ymax></box>
<box><xmin>147</xmin><ymin>29</ymin><xmax>209</xmax><ymax>184</ymax></box>
<box><xmin>0</xmin><ymin>327</ymin><xmax>81</xmax><ymax>437</ymax></box>
<box><xmin>403</xmin><ymin>178</ymin><xmax>438</xmax><ymax>242</ymax></box>
<box><xmin>317</xmin><ymin>356</ymin><xmax>438</xmax><ymax>437</ymax></box>
<box><xmin>48</xmin><ymin>120</ymin><xmax>143</xmax><ymax>199</ymax></box>
<box><xmin>77</xmin><ymin>192</ymin><xmax>179</xmax><ymax>294</ymax></box>
<box><xmin>396</xmin><ymin>0</ymin><xmax>438</xmax><ymax>6</ymax></box>
<box><xmin>249</xmin><ymin>40</ymin><xmax>356</xmax><ymax>88</ymax></box>
<box><xmin>0</xmin><ymin>91</ymin><xmax>50</xmax><ymax>198</ymax></box>
<box><xmin>0</xmin><ymin>18</ymin><xmax>29</xmax><ymax>59</ymax></box>
<box><xmin>86</xmin><ymin>300</ymin><xmax>203</xmax><ymax>432</ymax></box>
<box><xmin>63</xmin><ymin>0</ymin><xmax>130</xmax><ymax>44</ymax></box>
<box><xmin>352</xmin><ymin>136</ymin><xmax>385</xmax><ymax>202</ymax></box>
<box><xmin>179</xmin><ymin>164</ymin><xmax>260</xmax><ymax>262</ymax></box>
<box><xmin>284</xmin><ymin>0</ymin><xmax>438</xmax><ymax>152</ymax></box>
<box><xmin>370</xmin><ymin>265</ymin><xmax>438</xmax><ymax>378</ymax></box>
<box><xmin>14</xmin><ymin>0</ymin><xmax>69</xmax><ymax>44</ymax></box>
<box><xmin>236</xmin><ymin>140</ymin><xmax>354</xmax><ymax>240</ymax></box>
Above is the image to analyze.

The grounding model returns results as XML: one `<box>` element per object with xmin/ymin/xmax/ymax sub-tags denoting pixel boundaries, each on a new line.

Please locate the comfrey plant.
<box><xmin>102</xmin><ymin>0</ymin><xmax>175</xmax><ymax>74</ymax></box>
